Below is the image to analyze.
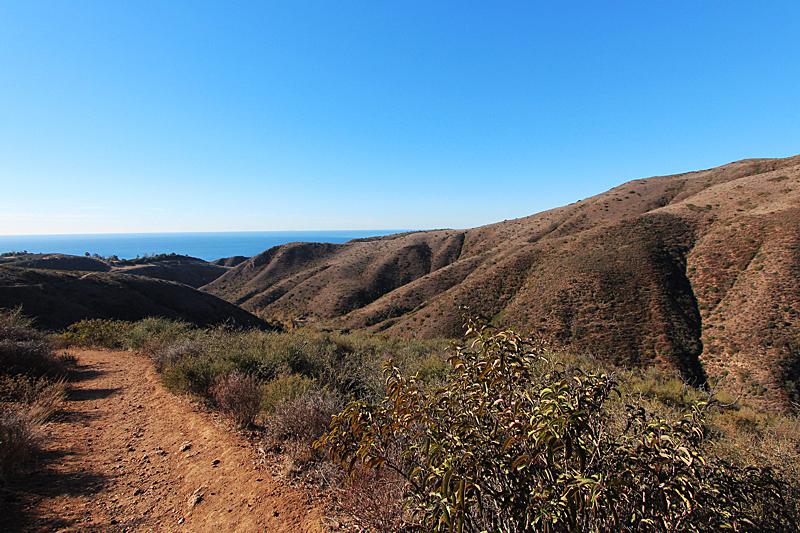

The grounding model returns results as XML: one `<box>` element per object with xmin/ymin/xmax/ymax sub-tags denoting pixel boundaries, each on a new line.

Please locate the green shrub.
<box><xmin>161</xmin><ymin>353</ymin><xmax>235</xmax><ymax>397</ymax></box>
<box><xmin>260</xmin><ymin>371</ymin><xmax>316</xmax><ymax>414</ymax></box>
<box><xmin>60</xmin><ymin>318</ymin><xmax>131</xmax><ymax>349</ymax></box>
<box><xmin>317</xmin><ymin>317</ymin><xmax>797</xmax><ymax>532</ymax></box>
<box><xmin>152</xmin><ymin>337</ymin><xmax>208</xmax><ymax>373</ymax></box>
<box><xmin>121</xmin><ymin>317</ymin><xmax>195</xmax><ymax>355</ymax></box>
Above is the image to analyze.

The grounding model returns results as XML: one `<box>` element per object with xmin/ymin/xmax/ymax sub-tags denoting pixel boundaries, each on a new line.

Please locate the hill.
<box><xmin>115</xmin><ymin>260</ymin><xmax>229</xmax><ymax>288</ymax></box>
<box><xmin>0</xmin><ymin>266</ymin><xmax>272</xmax><ymax>331</ymax></box>
<box><xmin>0</xmin><ymin>253</ymin><xmax>111</xmax><ymax>272</ymax></box>
<box><xmin>202</xmin><ymin>155</ymin><xmax>800</xmax><ymax>408</ymax></box>
<box><xmin>0</xmin><ymin>253</ymin><xmax>230</xmax><ymax>289</ymax></box>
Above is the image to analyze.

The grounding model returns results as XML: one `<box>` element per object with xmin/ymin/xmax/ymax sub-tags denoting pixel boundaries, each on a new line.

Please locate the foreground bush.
<box><xmin>264</xmin><ymin>388</ymin><xmax>341</xmax><ymax>464</ymax></box>
<box><xmin>317</xmin><ymin>317</ymin><xmax>798</xmax><ymax>533</ymax></box>
<box><xmin>0</xmin><ymin>308</ymin><xmax>66</xmax><ymax>377</ymax></box>
<box><xmin>210</xmin><ymin>371</ymin><xmax>262</xmax><ymax>427</ymax></box>
<box><xmin>0</xmin><ymin>308</ymin><xmax>68</xmax><ymax>482</ymax></box>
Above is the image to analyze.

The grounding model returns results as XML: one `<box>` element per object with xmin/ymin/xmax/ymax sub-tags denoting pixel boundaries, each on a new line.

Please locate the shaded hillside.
<box><xmin>203</xmin><ymin>233</ymin><xmax>467</xmax><ymax>320</ymax></box>
<box><xmin>0</xmin><ymin>253</ymin><xmax>230</xmax><ymax>288</ymax></box>
<box><xmin>116</xmin><ymin>260</ymin><xmax>229</xmax><ymax>288</ymax></box>
<box><xmin>212</xmin><ymin>256</ymin><xmax>249</xmax><ymax>267</ymax></box>
<box><xmin>0</xmin><ymin>266</ymin><xmax>271</xmax><ymax>331</ymax></box>
<box><xmin>0</xmin><ymin>253</ymin><xmax>111</xmax><ymax>272</ymax></box>
<box><xmin>203</xmin><ymin>155</ymin><xmax>800</xmax><ymax>408</ymax></box>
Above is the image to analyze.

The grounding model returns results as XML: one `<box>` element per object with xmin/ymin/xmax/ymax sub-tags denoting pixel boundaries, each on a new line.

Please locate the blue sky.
<box><xmin>2</xmin><ymin>1</ymin><xmax>799</xmax><ymax>235</ymax></box>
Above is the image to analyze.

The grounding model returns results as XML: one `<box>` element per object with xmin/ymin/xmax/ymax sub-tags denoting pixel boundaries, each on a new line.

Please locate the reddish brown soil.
<box><xmin>0</xmin><ymin>349</ymin><xmax>324</xmax><ymax>533</ymax></box>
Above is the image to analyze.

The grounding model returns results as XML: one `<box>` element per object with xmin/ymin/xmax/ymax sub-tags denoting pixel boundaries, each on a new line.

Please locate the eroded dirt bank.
<box><xmin>1</xmin><ymin>349</ymin><xmax>324</xmax><ymax>533</ymax></box>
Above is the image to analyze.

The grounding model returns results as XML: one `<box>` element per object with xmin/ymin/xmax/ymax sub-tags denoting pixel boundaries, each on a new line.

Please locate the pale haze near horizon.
<box><xmin>2</xmin><ymin>1</ymin><xmax>799</xmax><ymax>236</ymax></box>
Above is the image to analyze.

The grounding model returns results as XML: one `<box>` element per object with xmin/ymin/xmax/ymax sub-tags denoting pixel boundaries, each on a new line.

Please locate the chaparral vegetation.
<box><xmin>54</xmin><ymin>313</ymin><xmax>800</xmax><ymax>532</ymax></box>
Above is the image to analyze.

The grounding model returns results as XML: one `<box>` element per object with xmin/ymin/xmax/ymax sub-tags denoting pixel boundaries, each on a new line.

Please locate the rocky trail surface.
<box><xmin>1</xmin><ymin>349</ymin><xmax>325</xmax><ymax>533</ymax></box>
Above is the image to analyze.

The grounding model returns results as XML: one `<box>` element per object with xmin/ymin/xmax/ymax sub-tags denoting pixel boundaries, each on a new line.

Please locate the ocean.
<box><xmin>0</xmin><ymin>230</ymin><xmax>410</xmax><ymax>262</ymax></box>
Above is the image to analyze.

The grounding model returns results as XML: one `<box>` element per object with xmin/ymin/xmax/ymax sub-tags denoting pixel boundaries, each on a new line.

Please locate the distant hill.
<box><xmin>0</xmin><ymin>266</ymin><xmax>271</xmax><ymax>331</ymax></box>
<box><xmin>0</xmin><ymin>253</ymin><xmax>111</xmax><ymax>272</ymax></box>
<box><xmin>0</xmin><ymin>253</ymin><xmax>229</xmax><ymax>289</ymax></box>
<box><xmin>202</xmin><ymin>155</ymin><xmax>800</xmax><ymax>408</ymax></box>
<box><xmin>211</xmin><ymin>256</ymin><xmax>249</xmax><ymax>268</ymax></box>
<box><xmin>115</xmin><ymin>260</ymin><xmax>229</xmax><ymax>289</ymax></box>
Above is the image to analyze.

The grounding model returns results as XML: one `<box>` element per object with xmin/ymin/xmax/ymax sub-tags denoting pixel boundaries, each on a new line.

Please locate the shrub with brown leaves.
<box><xmin>209</xmin><ymin>371</ymin><xmax>262</xmax><ymax>427</ymax></box>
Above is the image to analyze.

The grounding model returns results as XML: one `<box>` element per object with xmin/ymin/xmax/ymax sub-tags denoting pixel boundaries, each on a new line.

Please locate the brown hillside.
<box><xmin>116</xmin><ymin>260</ymin><xmax>229</xmax><ymax>288</ymax></box>
<box><xmin>0</xmin><ymin>253</ymin><xmax>111</xmax><ymax>272</ymax></box>
<box><xmin>202</xmin><ymin>155</ymin><xmax>800</xmax><ymax>408</ymax></box>
<box><xmin>0</xmin><ymin>253</ymin><xmax>230</xmax><ymax>288</ymax></box>
<box><xmin>0</xmin><ymin>266</ymin><xmax>271</xmax><ymax>331</ymax></box>
<box><xmin>212</xmin><ymin>255</ymin><xmax>249</xmax><ymax>267</ymax></box>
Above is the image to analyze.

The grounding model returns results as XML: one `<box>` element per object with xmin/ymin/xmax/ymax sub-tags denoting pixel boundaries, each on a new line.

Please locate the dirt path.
<box><xmin>1</xmin><ymin>349</ymin><xmax>325</xmax><ymax>533</ymax></box>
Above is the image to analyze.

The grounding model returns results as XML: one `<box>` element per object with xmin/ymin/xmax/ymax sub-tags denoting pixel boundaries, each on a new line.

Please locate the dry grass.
<box><xmin>334</xmin><ymin>467</ymin><xmax>407</xmax><ymax>533</ymax></box>
<box><xmin>0</xmin><ymin>308</ymin><xmax>68</xmax><ymax>482</ymax></box>
<box><xmin>0</xmin><ymin>377</ymin><xmax>67</xmax><ymax>482</ymax></box>
<box><xmin>209</xmin><ymin>371</ymin><xmax>262</xmax><ymax>427</ymax></box>
<box><xmin>263</xmin><ymin>389</ymin><xmax>341</xmax><ymax>464</ymax></box>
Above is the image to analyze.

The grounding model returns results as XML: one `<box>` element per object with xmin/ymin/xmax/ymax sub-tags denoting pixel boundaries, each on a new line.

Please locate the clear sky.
<box><xmin>2</xmin><ymin>1</ymin><xmax>799</xmax><ymax>235</ymax></box>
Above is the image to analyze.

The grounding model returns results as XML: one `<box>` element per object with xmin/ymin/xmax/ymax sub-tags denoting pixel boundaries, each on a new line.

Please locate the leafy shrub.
<box><xmin>121</xmin><ymin>317</ymin><xmax>195</xmax><ymax>356</ymax></box>
<box><xmin>60</xmin><ymin>318</ymin><xmax>131</xmax><ymax>349</ymax></box>
<box><xmin>317</xmin><ymin>317</ymin><xmax>798</xmax><ymax>533</ymax></box>
<box><xmin>152</xmin><ymin>337</ymin><xmax>208</xmax><ymax>373</ymax></box>
<box><xmin>260</xmin><ymin>371</ymin><xmax>316</xmax><ymax>414</ymax></box>
<box><xmin>209</xmin><ymin>371</ymin><xmax>262</xmax><ymax>427</ymax></box>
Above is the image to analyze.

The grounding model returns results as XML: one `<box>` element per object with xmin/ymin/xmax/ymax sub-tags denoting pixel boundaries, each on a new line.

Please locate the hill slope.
<box><xmin>0</xmin><ymin>254</ymin><xmax>230</xmax><ymax>289</ymax></box>
<box><xmin>0</xmin><ymin>266</ymin><xmax>271</xmax><ymax>331</ymax></box>
<box><xmin>203</xmin><ymin>155</ymin><xmax>800</xmax><ymax>407</ymax></box>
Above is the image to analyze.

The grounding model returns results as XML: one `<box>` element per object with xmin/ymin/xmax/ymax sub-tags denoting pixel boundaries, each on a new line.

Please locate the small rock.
<box><xmin>188</xmin><ymin>493</ymin><xmax>203</xmax><ymax>509</ymax></box>
<box><xmin>188</xmin><ymin>486</ymin><xmax>206</xmax><ymax>509</ymax></box>
<box><xmin>179</xmin><ymin>442</ymin><xmax>192</xmax><ymax>452</ymax></box>
<box><xmin>212</xmin><ymin>459</ymin><xmax>221</xmax><ymax>467</ymax></box>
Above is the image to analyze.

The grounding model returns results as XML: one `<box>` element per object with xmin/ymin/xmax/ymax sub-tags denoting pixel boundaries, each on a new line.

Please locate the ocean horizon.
<box><xmin>0</xmin><ymin>230</ymin><xmax>413</xmax><ymax>262</ymax></box>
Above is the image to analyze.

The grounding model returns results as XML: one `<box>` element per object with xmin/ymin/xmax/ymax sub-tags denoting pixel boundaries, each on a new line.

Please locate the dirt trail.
<box><xmin>1</xmin><ymin>349</ymin><xmax>325</xmax><ymax>533</ymax></box>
